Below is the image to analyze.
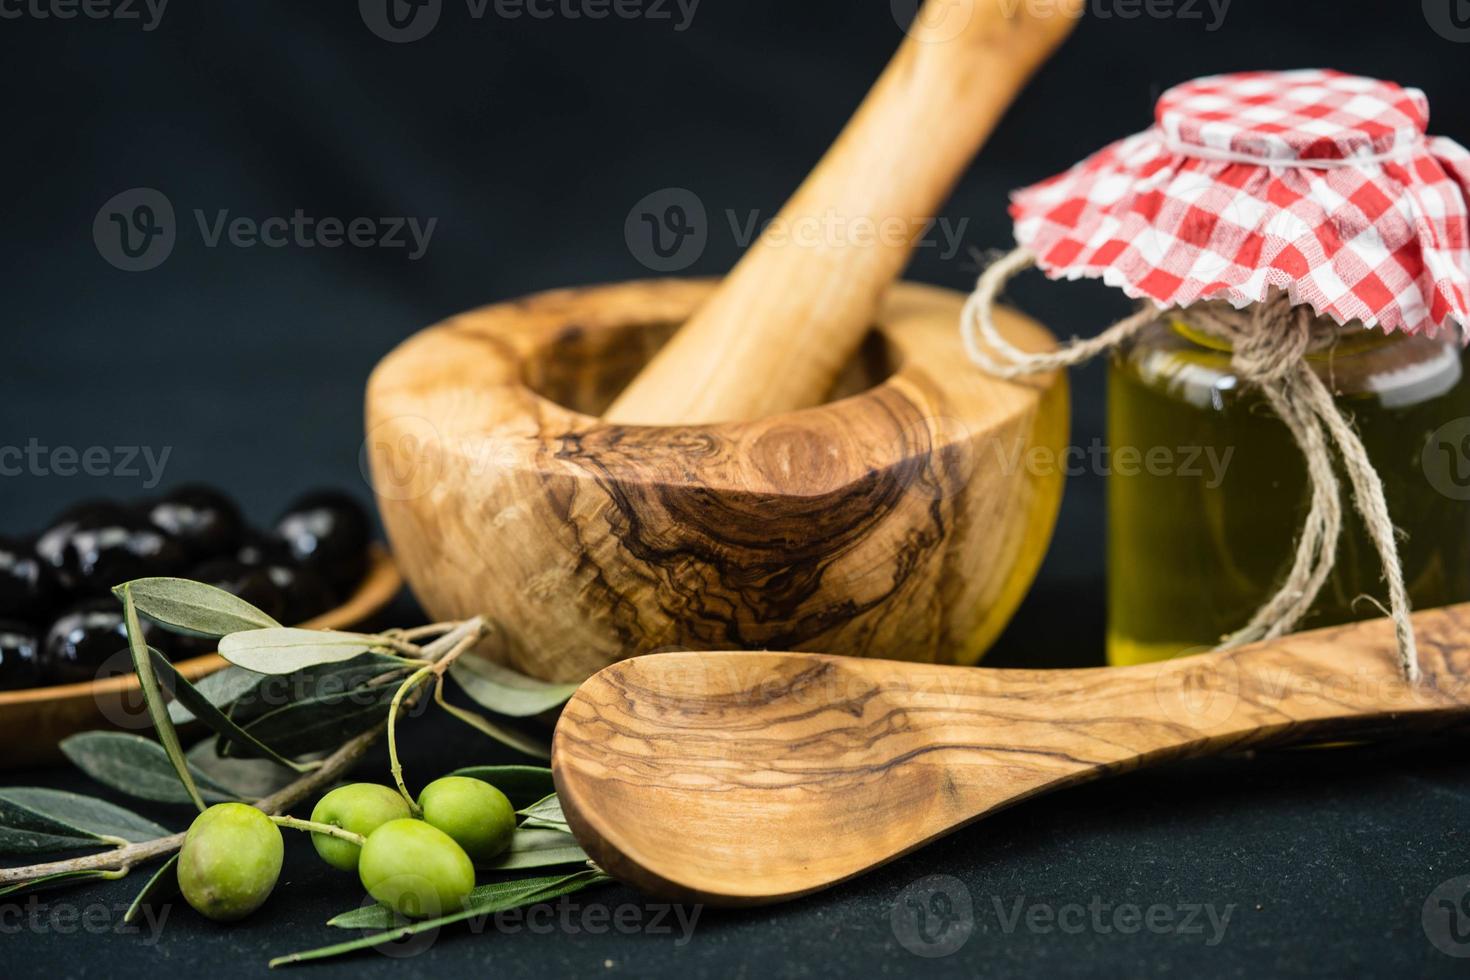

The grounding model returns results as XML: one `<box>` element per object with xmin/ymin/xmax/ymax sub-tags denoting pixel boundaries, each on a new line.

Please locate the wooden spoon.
<box><xmin>552</xmin><ymin>603</ymin><xmax>1470</xmax><ymax>905</ymax></box>
<box><xmin>603</xmin><ymin>0</ymin><xmax>1085</xmax><ymax>425</ymax></box>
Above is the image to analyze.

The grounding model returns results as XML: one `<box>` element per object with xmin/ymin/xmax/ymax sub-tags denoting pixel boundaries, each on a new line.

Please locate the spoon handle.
<box><xmin>903</xmin><ymin>603</ymin><xmax>1470</xmax><ymax>815</ymax></box>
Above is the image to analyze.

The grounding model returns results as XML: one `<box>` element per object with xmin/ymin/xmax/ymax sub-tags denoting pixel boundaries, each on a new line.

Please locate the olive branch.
<box><xmin>0</xmin><ymin>577</ymin><xmax>604</xmax><ymax>965</ymax></box>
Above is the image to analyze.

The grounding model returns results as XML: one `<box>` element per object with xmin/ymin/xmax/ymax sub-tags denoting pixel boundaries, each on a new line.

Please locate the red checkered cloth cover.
<box><xmin>1009</xmin><ymin>69</ymin><xmax>1470</xmax><ymax>339</ymax></box>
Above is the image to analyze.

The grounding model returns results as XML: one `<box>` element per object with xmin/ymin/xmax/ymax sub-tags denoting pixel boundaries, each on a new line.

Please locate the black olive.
<box><xmin>62</xmin><ymin>515</ymin><xmax>189</xmax><ymax>597</ymax></box>
<box><xmin>41</xmin><ymin>598</ymin><xmax>164</xmax><ymax>685</ymax></box>
<box><xmin>0</xmin><ymin>620</ymin><xmax>42</xmax><ymax>690</ymax></box>
<box><xmin>193</xmin><ymin>559</ymin><xmax>288</xmax><ymax>621</ymax></box>
<box><xmin>33</xmin><ymin>500</ymin><xmax>130</xmax><ymax>588</ymax></box>
<box><xmin>273</xmin><ymin>490</ymin><xmax>371</xmax><ymax>594</ymax></box>
<box><xmin>0</xmin><ymin>537</ymin><xmax>59</xmax><ymax>622</ymax></box>
<box><xmin>265</xmin><ymin>563</ymin><xmax>337</xmax><ymax>625</ymax></box>
<box><xmin>235</xmin><ymin>528</ymin><xmax>295</xmax><ymax>568</ymax></box>
<box><xmin>144</xmin><ymin>484</ymin><xmax>245</xmax><ymax>561</ymax></box>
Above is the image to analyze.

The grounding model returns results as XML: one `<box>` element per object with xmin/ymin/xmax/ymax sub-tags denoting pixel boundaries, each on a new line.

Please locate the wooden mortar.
<box><xmin>366</xmin><ymin>280</ymin><xmax>1064</xmax><ymax>681</ymax></box>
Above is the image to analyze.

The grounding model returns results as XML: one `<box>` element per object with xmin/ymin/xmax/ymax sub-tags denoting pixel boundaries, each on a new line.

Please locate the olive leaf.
<box><xmin>225</xmin><ymin>654</ymin><xmax>408</xmax><ymax>728</ymax></box>
<box><xmin>113</xmin><ymin>576</ymin><xmax>280</xmax><ymax>638</ymax></box>
<box><xmin>168</xmin><ymin>665</ymin><xmax>264</xmax><ymax>724</ymax></box>
<box><xmin>481</xmin><ymin>827</ymin><xmax>587</xmax><ymax>871</ymax></box>
<box><xmin>0</xmin><ymin>788</ymin><xmax>171</xmax><ymax>855</ymax></box>
<box><xmin>447</xmin><ymin>656</ymin><xmax>579</xmax><ymax>717</ymax></box>
<box><xmin>276</xmin><ymin>870</ymin><xmax>611</xmax><ymax>966</ymax></box>
<box><xmin>60</xmin><ymin>732</ymin><xmax>237</xmax><ymax>805</ymax></box>
<box><xmin>121</xmin><ymin>586</ymin><xmax>207</xmax><ymax>811</ymax></box>
<box><xmin>218</xmin><ymin>654</ymin><xmax>409</xmax><ymax>759</ymax></box>
<box><xmin>449</xmin><ymin>765</ymin><xmax>555</xmax><ymax>809</ymax></box>
<box><xmin>186</xmin><ymin>739</ymin><xmax>299</xmax><ymax>799</ymax></box>
<box><xmin>324</xmin><ymin>869</ymin><xmax>606</xmax><ymax>931</ymax></box>
<box><xmin>0</xmin><ymin>869</ymin><xmax>125</xmax><ymax>898</ymax></box>
<box><xmin>516</xmin><ymin>793</ymin><xmax>569</xmax><ymax>834</ymax></box>
<box><xmin>148</xmin><ymin>650</ymin><xmax>312</xmax><ymax>772</ymax></box>
<box><xmin>434</xmin><ymin>696</ymin><xmax>552</xmax><ymax>760</ymax></box>
<box><xmin>229</xmin><ymin>686</ymin><xmax>397</xmax><ymax>758</ymax></box>
<box><xmin>124</xmin><ymin>854</ymin><xmax>180</xmax><ymax>925</ymax></box>
<box><xmin>217</xmin><ymin>628</ymin><xmax>394</xmax><ymax>675</ymax></box>
<box><xmin>0</xmin><ymin>822</ymin><xmax>105</xmax><ymax>856</ymax></box>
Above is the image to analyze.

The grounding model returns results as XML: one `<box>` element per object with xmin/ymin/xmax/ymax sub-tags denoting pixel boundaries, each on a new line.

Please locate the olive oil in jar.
<box><xmin>1107</xmin><ymin>318</ymin><xmax>1470</xmax><ymax>666</ymax></box>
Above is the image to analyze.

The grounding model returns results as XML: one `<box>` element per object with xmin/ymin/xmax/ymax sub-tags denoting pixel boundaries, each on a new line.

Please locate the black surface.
<box><xmin>4</xmin><ymin>1</ymin><xmax>1470</xmax><ymax>976</ymax></box>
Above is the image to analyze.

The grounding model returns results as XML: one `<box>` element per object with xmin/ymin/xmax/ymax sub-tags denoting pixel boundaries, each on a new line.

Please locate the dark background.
<box><xmin>5</xmin><ymin>1</ymin><xmax>1470</xmax><ymax>976</ymax></box>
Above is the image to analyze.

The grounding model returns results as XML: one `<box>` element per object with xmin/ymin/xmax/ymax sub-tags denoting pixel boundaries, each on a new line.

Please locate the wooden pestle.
<box><xmin>604</xmin><ymin>0</ymin><xmax>1084</xmax><ymax>425</ymax></box>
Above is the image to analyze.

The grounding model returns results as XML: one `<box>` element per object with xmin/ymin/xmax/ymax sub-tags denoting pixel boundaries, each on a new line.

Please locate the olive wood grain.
<box><xmin>552</xmin><ymin>603</ymin><xmax>1470</xmax><ymax>905</ymax></box>
<box><xmin>603</xmin><ymin>0</ymin><xmax>1084</xmax><ymax>425</ymax></box>
<box><xmin>366</xmin><ymin>279</ymin><xmax>1065</xmax><ymax>683</ymax></box>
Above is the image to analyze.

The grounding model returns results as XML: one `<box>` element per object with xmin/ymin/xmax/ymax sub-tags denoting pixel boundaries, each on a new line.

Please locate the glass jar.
<box><xmin>1107</xmin><ymin>317</ymin><xmax>1470</xmax><ymax>666</ymax></box>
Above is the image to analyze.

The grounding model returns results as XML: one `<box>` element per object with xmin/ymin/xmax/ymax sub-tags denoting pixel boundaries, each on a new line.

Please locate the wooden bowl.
<box><xmin>365</xmin><ymin>279</ymin><xmax>1066</xmax><ymax>683</ymax></box>
<box><xmin>0</xmin><ymin>546</ymin><xmax>402</xmax><ymax>768</ymax></box>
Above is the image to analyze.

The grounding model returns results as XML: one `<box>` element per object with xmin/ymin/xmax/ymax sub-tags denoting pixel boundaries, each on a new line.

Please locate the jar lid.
<box><xmin>1008</xmin><ymin>69</ymin><xmax>1470</xmax><ymax>339</ymax></box>
<box><xmin>1156</xmin><ymin>70</ymin><xmax>1428</xmax><ymax>165</ymax></box>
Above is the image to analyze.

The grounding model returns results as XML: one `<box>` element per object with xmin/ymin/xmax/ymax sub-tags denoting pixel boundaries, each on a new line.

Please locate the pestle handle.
<box><xmin>604</xmin><ymin>0</ymin><xmax>1084</xmax><ymax>425</ymax></box>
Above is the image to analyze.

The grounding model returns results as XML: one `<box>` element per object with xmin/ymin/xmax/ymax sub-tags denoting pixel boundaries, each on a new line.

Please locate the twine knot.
<box><xmin>1228</xmin><ymin>295</ymin><xmax>1312</xmax><ymax>383</ymax></box>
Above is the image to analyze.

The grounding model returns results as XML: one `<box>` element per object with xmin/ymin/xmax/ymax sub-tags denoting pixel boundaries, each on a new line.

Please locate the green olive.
<box><xmin>309</xmin><ymin>783</ymin><xmax>413</xmax><ymax>871</ymax></box>
<box><xmin>177</xmin><ymin>803</ymin><xmax>283</xmax><ymax>922</ymax></box>
<box><xmin>358</xmin><ymin>818</ymin><xmax>475</xmax><ymax>919</ymax></box>
<box><xmin>417</xmin><ymin>776</ymin><xmax>515</xmax><ymax>863</ymax></box>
